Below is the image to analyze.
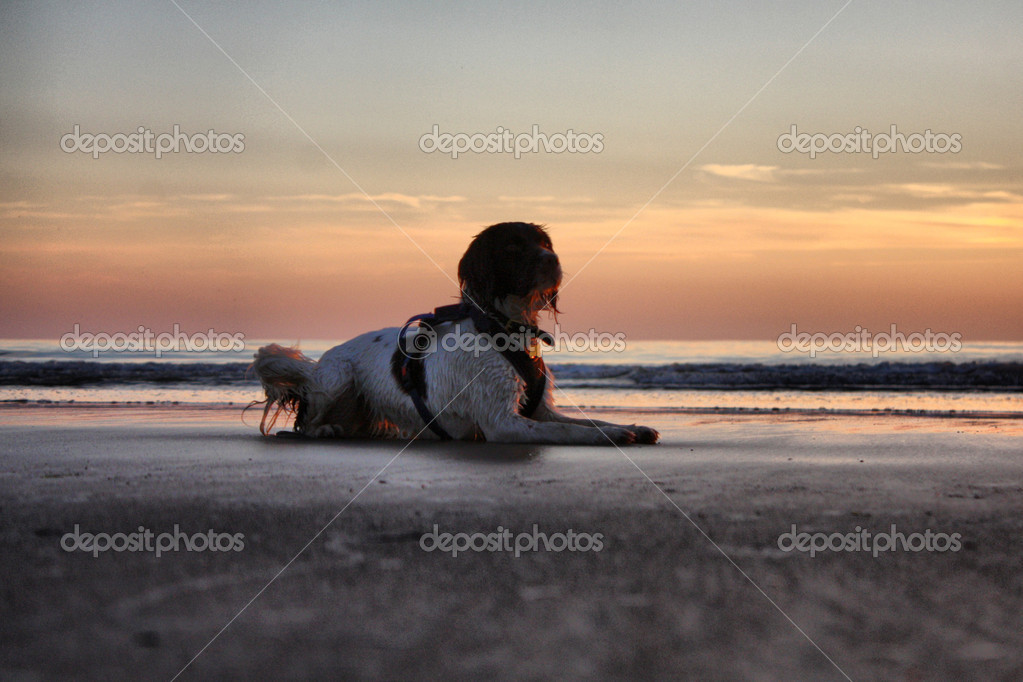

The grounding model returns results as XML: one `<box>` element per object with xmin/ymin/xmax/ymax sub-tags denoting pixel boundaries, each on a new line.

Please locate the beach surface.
<box><xmin>1</xmin><ymin>405</ymin><xmax>1021</xmax><ymax>680</ymax></box>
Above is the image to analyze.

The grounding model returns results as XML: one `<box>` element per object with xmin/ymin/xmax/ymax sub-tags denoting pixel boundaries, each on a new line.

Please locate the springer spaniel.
<box><xmin>252</xmin><ymin>222</ymin><xmax>659</xmax><ymax>445</ymax></box>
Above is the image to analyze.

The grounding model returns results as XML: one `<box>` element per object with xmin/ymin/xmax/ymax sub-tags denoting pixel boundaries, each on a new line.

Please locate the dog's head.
<box><xmin>457</xmin><ymin>222</ymin><xmax>562</xmax><ymax>321</ymax></box>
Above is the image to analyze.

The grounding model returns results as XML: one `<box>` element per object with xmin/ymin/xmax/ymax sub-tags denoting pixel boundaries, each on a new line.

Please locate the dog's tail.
<box><xmin>250</xmin><ymin>344</ymin><xmax>317</xmax><ymax>435</ymax></box>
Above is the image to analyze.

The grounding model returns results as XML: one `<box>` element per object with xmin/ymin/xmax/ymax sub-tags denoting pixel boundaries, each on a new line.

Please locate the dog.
<box><xmin>252</xmin><ymin>222</ymin><xmax>659</xmax><ymax>445</ymax></box>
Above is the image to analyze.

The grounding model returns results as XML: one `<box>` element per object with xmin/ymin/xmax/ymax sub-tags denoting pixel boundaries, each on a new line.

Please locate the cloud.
<box><xmin>918</xmin><ymin>161</ymin><xmax>1004</xmax><ymax>170</ymax></box>
<box><xmin>699</xmin><ymin>164</ymin><xmax>779</xmax><ymax>182</ymax></box>
<box><xmin>496</xmin><ymin>196</ymin><xmax>594</xmax><ymax>203</ymax></box>
<box><xmin>270</xmin><ymin>193</ymin><xmax>466</xmax><ymax>208</ymax></box>
<box><xmin>181</xmin><ymin>194</ymin><xmax>235</xmax><ymax>202</ymax></box>
<box><xmin>497</xmin><ymin>195</ymin><xmax>556</xmax><ymax>203</ymax></box>
<box><xmin>884</xmin><ymin>183</ymin><xmax>1022</xmax><ymax>202</ymax></box>
<box><xmin>0</xmin><ymin>193</ymin><xmax>470</xmax><ymax>223</ymax></box>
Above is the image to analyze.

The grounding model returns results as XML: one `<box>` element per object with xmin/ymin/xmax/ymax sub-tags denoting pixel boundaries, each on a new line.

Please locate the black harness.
<box><xmin>391</xmin><ymin>302</ymin><xmax>553</xmax><ymax>440</ymax></box>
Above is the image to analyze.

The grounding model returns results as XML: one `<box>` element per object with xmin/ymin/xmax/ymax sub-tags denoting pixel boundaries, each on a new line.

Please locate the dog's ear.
<box><xmin>458</xmin><ymin>233</ymin><xmax>498</xmax><ymax>308</ymax></box>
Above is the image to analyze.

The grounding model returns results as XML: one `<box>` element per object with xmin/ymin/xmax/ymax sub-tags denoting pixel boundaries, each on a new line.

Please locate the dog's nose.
<box><xmin>541</xmin><ymin>250</ymin><xmax>560</xmax><ymax>267</ymax></box>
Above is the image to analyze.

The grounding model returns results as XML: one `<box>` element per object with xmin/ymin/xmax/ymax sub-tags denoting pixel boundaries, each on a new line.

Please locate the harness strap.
<box><xmin>395</xmin><ymin>309</ymin><xmax>457</xmax><ymax>440</ymax></box>
<box><xmin>407</xmin><ymin>385</ymin><xmax>453</xmax><ymax>440</ymax></box>
<box><xmin>393</xmin><ymin>303</ymin><xmax>551</xmax><ymax>439</ymax></box>
<box><xmin>501</xmin><ymin>349</ymin><xmax>547</xmax><ymax>418</ymax></box>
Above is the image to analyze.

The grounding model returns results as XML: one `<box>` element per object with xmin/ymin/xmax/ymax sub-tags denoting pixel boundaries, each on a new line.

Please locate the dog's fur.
<box><xmin>252</xmin><ymin>222</ymin><xmax>659</xmax><ymax>445</ymax></box>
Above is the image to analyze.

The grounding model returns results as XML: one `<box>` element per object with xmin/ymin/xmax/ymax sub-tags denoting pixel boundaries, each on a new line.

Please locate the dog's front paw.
<box><xmin>597</xmin><ymin>425</ymin><xmax>637</xmax><ymax>445</ymax></box>
<box><xmin>630</xmin><ymin>425</ymin><xmax>660</xmax><ymax>444</ymax></box>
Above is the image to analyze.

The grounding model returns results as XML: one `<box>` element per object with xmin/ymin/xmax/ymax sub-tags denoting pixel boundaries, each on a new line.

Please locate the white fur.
<box><xmin>253</xmin><ymin>317</ymin><xmax>659</xmax><ymax>445</ymax></box>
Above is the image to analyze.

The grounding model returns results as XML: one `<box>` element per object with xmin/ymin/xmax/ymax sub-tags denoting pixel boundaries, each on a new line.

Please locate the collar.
<box><xmin>465</xmin><ymin>303</ymin><xmax>555</xmax><ymax>348</ymax></box>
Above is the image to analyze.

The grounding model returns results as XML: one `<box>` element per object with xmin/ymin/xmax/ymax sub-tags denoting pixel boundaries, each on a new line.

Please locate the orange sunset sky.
<box><xmin>1</xmin><ymin>1</ymin><xmax>1021</xmax><ymax>342</ymax></box>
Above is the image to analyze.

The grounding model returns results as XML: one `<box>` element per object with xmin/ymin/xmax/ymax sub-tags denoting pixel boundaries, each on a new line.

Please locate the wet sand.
<box><xmin>1</xmin><ymin>405</ymin><xmax>1021</xmax><ymax>680</ymax></box>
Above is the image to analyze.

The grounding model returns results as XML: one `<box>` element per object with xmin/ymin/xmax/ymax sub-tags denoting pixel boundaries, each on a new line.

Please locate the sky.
<box><xmin>1</xmin><ymin>0</ymin><xmax>1021</xmax><ymax>342</ymax></box>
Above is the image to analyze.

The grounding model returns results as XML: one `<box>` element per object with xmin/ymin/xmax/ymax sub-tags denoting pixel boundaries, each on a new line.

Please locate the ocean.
<box><xmin>1</xmin><ymin>338</ymin><xmax>1021</xmax><ymax>417</ymax></box>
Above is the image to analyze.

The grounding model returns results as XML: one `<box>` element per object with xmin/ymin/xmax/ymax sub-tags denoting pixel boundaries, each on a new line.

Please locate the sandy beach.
<box><xmin>1</xmin><ymin>404</ymin><xmax>1021</xmax><ymax>680</ymax></box>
